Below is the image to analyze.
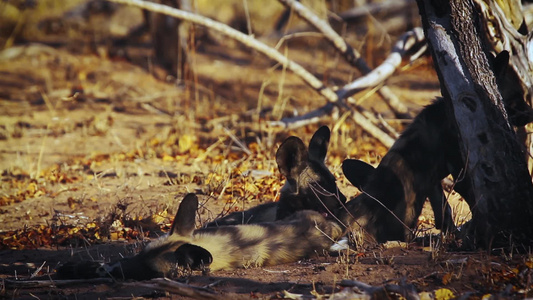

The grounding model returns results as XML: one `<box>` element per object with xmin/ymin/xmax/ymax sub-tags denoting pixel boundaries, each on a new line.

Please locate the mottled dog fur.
<box><xmin>205</xmin><ymin>126</ymin><xmax>346</xmax><ymax>227</ymax></box>
<box><xmin>339</xmin><ymin>51</ymin><xmax>533</xmax><ymax>243</ymax></box>
<box><xmin>61</xmin><ymin>194</ymin><xmax>342</xmax><ymax>280</ymax></box>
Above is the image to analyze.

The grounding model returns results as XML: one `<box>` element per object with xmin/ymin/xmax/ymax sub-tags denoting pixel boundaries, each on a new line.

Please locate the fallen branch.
<box><xmin>338</xmin><ymin>27</ymin><xmax>427</xmax><ymax>100</ymax></box>
<box><xmin>340</xmin><ymin>279</ymin><xmax>420</xmax><ymax>300</ymax></box>
<box><xmin>277</xmin><ymin>26</ymin><xmax>426</xmax><ymax>138</ymax></box>
<box><xmin>3</xmin><ymin>278</ymin><xmax>114</xmax><ymax>289</ymax></box>
<box><xmin>351</xmin><ymin>109</ymin><xmax>396</xmax><ymax>148</ymax></box>
<box><xmin>282</xmin><ymin>278</ymin><xmax>420</xmax><ymax>299</ymax></box>
<box><xmin>108</xmin><ymin>0</ymin><xmax>338</xmax><ymax>103</ymax></box>
<box><xmin>277</xmin><ymin>27</ymin><xmax>427</xmax><ymax>147</ymax></box>
<box><xmin>278</xmin><ymin>0</ymin><xmax>412</xmax><ymax>117</ymax></box>
<box><xmin>271</xmin><ymin>103</ymin><xmax>395</xmax><ymax>147</ymax></box>
<box><xmin>124</xmin><ymin>278</ymin><xmax>219</xmax><ymax>300</ymax></box>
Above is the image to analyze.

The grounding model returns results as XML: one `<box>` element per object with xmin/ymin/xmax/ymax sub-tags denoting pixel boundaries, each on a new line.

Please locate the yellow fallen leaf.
<box><xmin>86</xmin><ymin>222</ymin><xmax>97</xmax><ymax>229</ymax></box>
<box><xmin>434</xmin><ymin>288</ymin><xmax>454</xmax><ymax>300</ymax></box>
<box><xmin>178</xmin><ymin>134</ymin><xmax>196</xmax><ymax>153</ymax></box>
<box><xmin>162</xmin><ymin>154</ymin><xmax>175</xmax><ymax>161</ymax></box>
<box><xmin>152</xmin><ymin>211</ymin><xmax>168</xmax><ymax>224</ymax></box>
<box><xmin>110</xmin><ymin>232</ymin><xmax>120</xmax><ymax>240</ymax></box>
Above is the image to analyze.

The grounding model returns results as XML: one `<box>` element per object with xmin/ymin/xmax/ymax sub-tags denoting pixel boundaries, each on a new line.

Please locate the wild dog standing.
<box><xmin>341</xmin><ymin>98</ymin><xmax>457</xmax><ymax>243</ymax></box>
<box><xmin>58</xmin><ymin>193</ymin><xmax>342</xmax><ymax>280</ymax></box>
<box><xmin>340</xmin><ymin>51</ymin><xmax>533</xmax><ymax>243</ymax></box>
<box><xmin>205</xmin><ymin>126</ymin><xmax>346</xmax><ymax>227</ymax></box>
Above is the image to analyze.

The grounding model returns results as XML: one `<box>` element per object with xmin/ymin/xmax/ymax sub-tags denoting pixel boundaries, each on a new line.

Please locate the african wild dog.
<box><xmin>339</xmin><ymin>51</ymin><xmax>533</xmax><ymax>243</ymax></box>
<box><xmin>340</xmin><ymin>98</ymin><xmax>457</xmax><ymax>243</ymax></box>
<box><xmin>204</xmin><ymin>126</ymin><xmax>346</xmax><ymax>227</ymax></box>
<box><xmin>58</xmin><ymin>193</ymin><xmax>342</xmax><ymax>280</ymax></box>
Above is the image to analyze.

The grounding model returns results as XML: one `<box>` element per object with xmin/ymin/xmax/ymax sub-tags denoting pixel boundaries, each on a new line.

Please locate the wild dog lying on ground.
<box><xmin>204</xmin><ymin>126</ymin><xmax>346</xmax><ymax>227</ymax></box>
<box><xmin>58</xmin><ymin>193</ymin><xmax>342</xmax><ymax>280</ymax></box>
<box><xmin>339</xmin><ymin>51</ymin><xmax>533</xmax><ymax>243</ymax></box>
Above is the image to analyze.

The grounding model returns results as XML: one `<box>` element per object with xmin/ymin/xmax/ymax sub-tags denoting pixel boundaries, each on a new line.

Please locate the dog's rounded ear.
<box><xmin>308</xmin><ymin>126</ymin><xmax>330</xmax><ymax>162</ymax></box>
<box><xmin>342</xmin><ymin>159</ymin><xmax>376</xmax><ymax>189</ymax></box>
<box><xmin>175</xmin><ymin>243</ymin><xmax>213</xmax><ymax>270</ymax></box>
<box><xmin>171</xmin><ymin>193</ymin><xmax>198</xmax><ymax>237</ymax></box>
<box><xmin>276</xmin><ymin>136</ymin><xmax>308</xmax><ymax>180</ymax></box>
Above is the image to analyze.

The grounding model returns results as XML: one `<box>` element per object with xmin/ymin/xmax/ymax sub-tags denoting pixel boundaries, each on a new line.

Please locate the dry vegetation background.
<box><xmin>0</xmin><ymin>0</ymin><xmax>532</xmax><ymax>299</ymax></box>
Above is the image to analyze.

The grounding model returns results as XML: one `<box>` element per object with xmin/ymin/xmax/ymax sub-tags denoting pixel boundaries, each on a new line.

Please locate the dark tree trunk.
<box><xmin>417</xmin><ymin>0</ymin><xmax>533</xmax><ymax>248</ymax></box>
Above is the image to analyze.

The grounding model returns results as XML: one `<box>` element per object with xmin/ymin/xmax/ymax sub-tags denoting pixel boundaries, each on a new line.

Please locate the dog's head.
<box><xmin>276</xmin><ymin>126</ymin><xmax>346</xmax><ymax>220</ymax></box>
<box><xmin>97</xmin><ymin>193</ymin><xmax>213</xmax><ymax>280</ymax></box>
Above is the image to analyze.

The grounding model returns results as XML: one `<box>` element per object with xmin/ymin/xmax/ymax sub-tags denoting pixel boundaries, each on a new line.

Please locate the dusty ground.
<box><xmin>1</xmin><ymin>1</ymin><xmax>532</xmax><ymax>299</ymax></box>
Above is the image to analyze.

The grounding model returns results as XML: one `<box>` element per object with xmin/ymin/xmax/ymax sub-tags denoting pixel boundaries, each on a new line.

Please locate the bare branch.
<box><xmin>338</xmin><ymin>27</ymin><xmax>426</xmax><ymax>100</ymax></box>
<box><xmin>272</xmin><ymin>103</ymin><xmax>396</xmax><ymax>148</ymax></box>
<box><xmin>269</xmin><ymin>102</ymin><xmax>337</xmax><ymax>129</ymax></box>
<box><xmin>338</xmin><ymin>279</ymin><xmax>420</xmax><ymax>300</ymax></box>
<box><xmin>351</xmin><ymin>109</ymin><xmax>395</xmax><ymax>148</ymax></box>
<box><xmin>3</xmin><ymin>278</ymin><xmax>114</xmax><ymax>288</ymax></box>
<box><xmin>279</xmin><ymin>27</ymin><xmax>428</xmax><ymax>148</ymax></box>
<box><xmin>108</xmin><ymin>0</ymin><xmax>337</xmax><ymax>102</ymax></box>
<box><xmin>108</xmin><ymin>0</ymin><xmax>395</xmax><ymax>146</ymax></box>
<box><xmin>125</xmin><ymin>278</ymin><xmax>219</xmax><ymax>300</ymax></box>
<box><xmin>277</xmin><ymin>0</ymin><xmax>412</xmax><ymax>117</ymax></box>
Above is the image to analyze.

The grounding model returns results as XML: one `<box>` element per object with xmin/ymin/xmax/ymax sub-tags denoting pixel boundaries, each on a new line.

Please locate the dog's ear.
<box><xmin>175</xmin><ymin>243</ymin><xmax>213</xmax><ymax>270</ymax></box>
<box><xmin>276</xmin><ymin>136</ymin><xmax>308</xmax><ymax>180</ymax></box>
<box><xmin>308</xmin><ymin>126</ymin><xmax>330</xmax><ymax>162</ymax></box>
<box><xmin>342</xmin><ymin>159</ymin><xmax>376</xmax><ymax>189</ymax></box>
<box><xmin>490</xmin><ymin>50</ymin><xmax>533</xmax><ymax>126</ymax></box>
<box><xmin>170</xmin><ymin>193</ymin><xmax>198</xmax><ymax>237</ymax></box>
<box><xmin>491</xmin><ymin>50</ymin><xmax>510</xmax><ymax>79</ymax></box>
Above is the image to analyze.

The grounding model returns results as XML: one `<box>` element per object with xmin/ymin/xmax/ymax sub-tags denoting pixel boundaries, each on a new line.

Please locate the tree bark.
<box><xmin>417</xmin><ymin>0</ymin><xmax>533</xmax><ymax>248</ymax></box>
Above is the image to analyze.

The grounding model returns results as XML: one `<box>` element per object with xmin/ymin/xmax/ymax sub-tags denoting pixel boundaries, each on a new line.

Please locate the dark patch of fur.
<box><xmin>56</xmin><ymin>261</ymin><xmax>103</xmax><ymax>279</ymax></box>
<box><xmin>204</xmin><ymin>202</ymin><xmax>277</xmax><ymax>227</ymax></box>
<box><xmin>175</xmin><ymin>243</ymin><xmax>213</xmax><ymax>270</ymax></box>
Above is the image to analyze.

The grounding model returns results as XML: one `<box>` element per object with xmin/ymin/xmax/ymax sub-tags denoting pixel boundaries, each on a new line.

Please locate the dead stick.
<box><xmin>125</xmin><ymin>278</ymin><xmax>219</xmax><ymax>300</ymax></box>
<box><xmin>3</xmin><ymin>278</ymin><xmax>114</xmax><ymax>288</ymax></box>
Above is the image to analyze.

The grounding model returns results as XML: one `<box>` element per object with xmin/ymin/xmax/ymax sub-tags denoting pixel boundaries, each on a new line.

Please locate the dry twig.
<box><xmin>124</xmin><ymin>278</ymin><xmax>219</xmax><ymax>299</ymax></box>
<box><xmin>3</xmin><ymin>278</ymin><xmax>114</xmax><ymax>288</ymax></box>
